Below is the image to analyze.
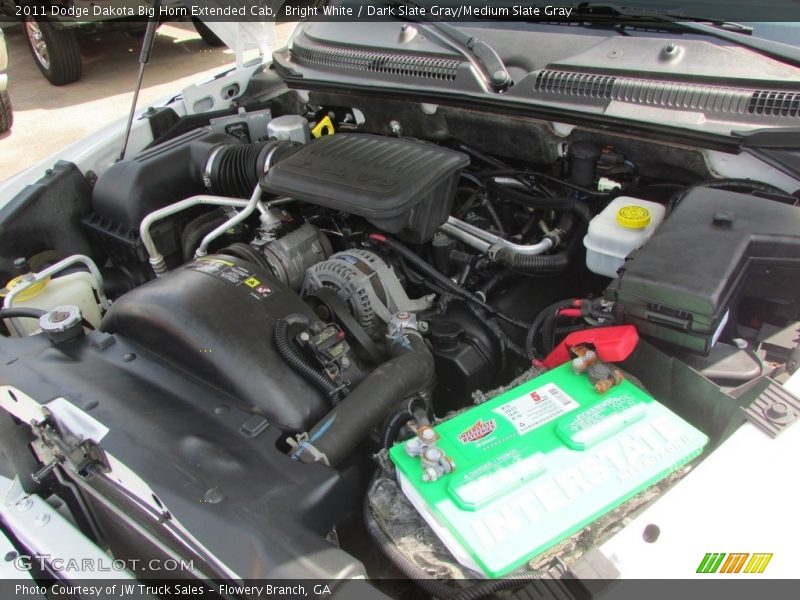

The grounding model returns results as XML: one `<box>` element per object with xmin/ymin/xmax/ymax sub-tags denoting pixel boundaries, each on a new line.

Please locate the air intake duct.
<box><xmin>203</xmin><ymin>140</ymin><xmax>301</xmax><ymax>198</ymax></box>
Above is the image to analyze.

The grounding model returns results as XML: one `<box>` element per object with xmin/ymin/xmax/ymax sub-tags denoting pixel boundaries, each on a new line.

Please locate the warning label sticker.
<box><xmin>494</xmin><ymin>383</ymin><xmax>579</xmax><ymax>435</ymax></box>
<box><xmin>186</xmin><ymin>258</ymin><xmax>274</xmax><ymax>302</ymax></box>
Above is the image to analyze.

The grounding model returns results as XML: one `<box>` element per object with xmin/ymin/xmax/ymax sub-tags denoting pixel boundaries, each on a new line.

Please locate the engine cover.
<box><xmin>260</xmin><ymin>134</ymin><xmax>470</xmax><ymax>243</ymax></box>
<box><xmin>101</xmin><ymin>255</ymin><xmax>328</xmax><ymax>431</ymax></box>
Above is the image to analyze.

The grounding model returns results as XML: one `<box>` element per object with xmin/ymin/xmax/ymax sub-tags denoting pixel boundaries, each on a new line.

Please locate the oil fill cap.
<box><xmin>617</xmin><ymin>205</ymin><xmax>651</xmax><ymax>229</ymax></box>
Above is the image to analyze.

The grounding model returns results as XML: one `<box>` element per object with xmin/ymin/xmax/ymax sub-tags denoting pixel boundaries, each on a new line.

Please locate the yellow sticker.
<box><xmin>244</xmin><ymin>277</ymin><xmax>261</xmax><ymax>288</ymax></box>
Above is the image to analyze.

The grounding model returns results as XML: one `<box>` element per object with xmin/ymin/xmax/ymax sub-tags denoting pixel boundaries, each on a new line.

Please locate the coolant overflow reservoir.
<box><xmin>584</xmin><ymin>196</ymin><xmax>666</xmax><ymax>278</ymax></box>
<box><xmin>2</xmin><ymin>271</ymin><xmax>103</xmax><ymax>336</ymax></box>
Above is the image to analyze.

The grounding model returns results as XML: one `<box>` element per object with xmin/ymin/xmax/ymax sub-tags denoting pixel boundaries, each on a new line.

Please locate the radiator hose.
<box><xmin>289</xmin><ymin>331</ymin><xmax>434</xmax><ymax>467</ymax></box>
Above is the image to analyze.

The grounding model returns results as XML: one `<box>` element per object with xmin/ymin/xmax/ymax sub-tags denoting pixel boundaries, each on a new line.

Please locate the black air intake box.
<box><xmin>607</xmin><ymin>187</ymin><xmax>800</xmax><ymax>354</ymax></box>
<box><xmin>101</xmin><ymin>255</ymin><xmax>328</xmax><ymax>431</ymax></box>
<box><xmin>260</xmin><ymin>134</ymin><xmax>470</xmax><ymax>243</ymax></box>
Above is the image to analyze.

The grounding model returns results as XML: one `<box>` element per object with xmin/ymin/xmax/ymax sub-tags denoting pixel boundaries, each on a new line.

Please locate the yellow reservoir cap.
<box><xmin>0</xmin><ymin>275</ymin><xmax>51</xmax><ymax>302</ymax></box>
<box><xmin>617</xmin><ymin>205</ymin><xmax>651</xmax><ymax>229</ymax></box>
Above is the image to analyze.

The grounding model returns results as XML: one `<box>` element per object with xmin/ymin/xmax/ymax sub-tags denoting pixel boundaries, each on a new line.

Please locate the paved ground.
<box><xmin>0</xmin><ymin>21</ymin><xmax>293</xmax><ymax>181</ymax></box>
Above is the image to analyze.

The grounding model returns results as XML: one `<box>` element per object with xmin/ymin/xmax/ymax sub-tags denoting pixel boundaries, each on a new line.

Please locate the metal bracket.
<box><xmin>31</xmin><ymin>410</ymin><xmax>110</xmax><ymax>480</ymax></box>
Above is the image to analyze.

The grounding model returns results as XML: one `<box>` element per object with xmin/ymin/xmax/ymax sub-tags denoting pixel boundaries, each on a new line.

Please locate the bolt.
<box><xmin>389</xmin><ymin>120</ymin><xmax>402</xmax><ymax>136</ymax></box>
<box><xmin>16</xmin><ymin>498</ymin><xmax>33</xmax><ymax>512</ymax></box>
<box><xmin>298</xmin><ymin>332</ymin><xmax>311</xmax><ymax>343</ymax></box>
<box><xmin>766</xmin><ymin>402</ymin><xmax>790</xmax><ymax>422</ymax></box>
<box><xmin>420</xmin><ymin>427</ymin><xmax>437</xmax><ymax>443</ymax></box>
<box><xmin>33</xmin><ymin>513</ymin><xmax>50</xmax><ymax>527</ymax></box>
<box><xmin>418</xmin><ymin>321</ymin><xmax>429</xmax><ymax>333</ymax></box>
<box><xmin>492</xmin><ymin>70</ymin><xmax>509</xmax><ymax>85</ymax></box>
<box><xmin>423</xmin><ymin>447</ymin><xmax>443</xmax><ymax>461</ymax></box>
<box><xmin>214</xmin><ymin>405</ymin><xmax>230</xmax><ymax>415</ymax></box>
<box><xmin>123</xmin><ymin>353</ymin><xmax>136</xmax><ymax>362</ymax></box>
<box><xmin>341</xmin><ymin>356</ymin><xmax>351</xmax><ymax>368</ymax></box>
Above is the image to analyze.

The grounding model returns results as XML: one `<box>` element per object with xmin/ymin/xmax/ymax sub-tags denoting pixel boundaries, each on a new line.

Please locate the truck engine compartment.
<box><xmin>1</xmin><ymin>74</ymin><xmax>800</xmax><ymax>593</ymax></box>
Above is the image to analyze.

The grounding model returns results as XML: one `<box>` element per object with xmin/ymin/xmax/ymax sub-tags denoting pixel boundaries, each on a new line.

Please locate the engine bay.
<box><xmin>2</xmin><ymin>76</ymin><xmax>800</xmax><ymax>591</ymax></box>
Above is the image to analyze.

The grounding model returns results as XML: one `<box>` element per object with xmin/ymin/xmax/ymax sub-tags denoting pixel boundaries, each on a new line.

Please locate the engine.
<box><xmin>3</xmin><ymin>102</ymin><xmax>800</xmax><ymax>586</ymax></box>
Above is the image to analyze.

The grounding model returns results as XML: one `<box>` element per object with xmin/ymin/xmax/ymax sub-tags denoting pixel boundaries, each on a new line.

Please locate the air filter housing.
<box><xmin>260</xmin><ymin>134</ymin><xmax>470</xmax><ymax>243</ymax></box>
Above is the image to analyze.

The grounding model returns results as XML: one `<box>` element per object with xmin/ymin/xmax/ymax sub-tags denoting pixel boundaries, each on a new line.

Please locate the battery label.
<box><xmin>494</xmin><ymin>383</ymin><xmax>579</xmax><ymax>435</ymax></box>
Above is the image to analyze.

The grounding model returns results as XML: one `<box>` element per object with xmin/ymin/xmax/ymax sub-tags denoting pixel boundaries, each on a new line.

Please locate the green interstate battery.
<box><xmin>389</xmin><ymin>363</ymin><xmax>708</xmax><ymax>577</ymax></box>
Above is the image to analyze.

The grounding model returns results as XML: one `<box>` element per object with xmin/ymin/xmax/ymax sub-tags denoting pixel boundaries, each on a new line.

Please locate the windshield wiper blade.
<box><xmin>385</xmin><ymin>0</ymin><xmax>512</xmax><ymax>91</ymax></box>
<box><xmin>576</xmin><ymin>3</ymin><xmax>800</xmax><ymax>68</ymax></box>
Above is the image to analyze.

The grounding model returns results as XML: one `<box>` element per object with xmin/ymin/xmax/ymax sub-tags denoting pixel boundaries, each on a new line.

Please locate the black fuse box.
<box><xmin>606</xmin><ymin>187</ymin><xmax>800</xmax><ymax>354</ymax></box>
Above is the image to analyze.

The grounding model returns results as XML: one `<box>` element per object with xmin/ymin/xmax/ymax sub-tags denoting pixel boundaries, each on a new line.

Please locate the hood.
<box><xmin>185</xmin><ymin>1</ymin><xmax>283</xmax><ymax>65</ymax></box>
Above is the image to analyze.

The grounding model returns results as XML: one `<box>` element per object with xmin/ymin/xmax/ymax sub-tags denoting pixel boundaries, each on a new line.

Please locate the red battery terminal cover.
<box><xmin>541</xmin><ymin>324</ymin><xmax>639</xmax><ymax>370</ymax></box>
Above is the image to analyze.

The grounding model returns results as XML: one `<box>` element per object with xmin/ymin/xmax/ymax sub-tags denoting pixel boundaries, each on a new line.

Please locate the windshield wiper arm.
<box><xmin>385</xmin><ymin>0</ymin><xmax>512</xmax><ymax>91</ymax></box>
<box><xmin>576</xmin><ymin>3</ymin><xmax>800</xmax><ymax>69</ymax></box>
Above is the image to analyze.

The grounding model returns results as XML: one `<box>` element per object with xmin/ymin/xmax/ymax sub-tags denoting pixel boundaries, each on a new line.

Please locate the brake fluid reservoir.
<box><xmin>2</xmin><ymin>271</ymin><xmax>103</xmax><ymax>336</ymax></box>
<box><xmin>584</xmin><ymin>197</ymin><xmax>666</xmax><ymax>278</ymax></box>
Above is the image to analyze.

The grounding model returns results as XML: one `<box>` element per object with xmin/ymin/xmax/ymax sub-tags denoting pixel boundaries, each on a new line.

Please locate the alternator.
<box><xmin>302</xmin><ymin>249</ymin><xmax>432</xmax><ymax>340</ymax></box>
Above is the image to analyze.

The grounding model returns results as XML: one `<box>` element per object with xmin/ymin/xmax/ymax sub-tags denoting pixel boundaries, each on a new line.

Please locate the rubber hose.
<box><xmin>487</xmin><ymin>182</ymin><xmax>592</xmax><ymax>223</ymax></box>
<box><xmin>525</xmin><ymin>299</ymin><xmax>578</xmax><ymax>360</ymax></box>
<box><xmin>181</xmin><ymin>211</ymin><xmax>228</xmax><ymax>262</ymax></box>
<box><xmin>0</xmin><ymin>307</ymin><xmax>47</xmax><ymax>321</ymax></box>
<box><xmin>498</xmin><ymin>250</ymin><xmax>570</xmax><ymax>274</ymax></box>
<box><xmin>478</xmin><ymin>270</ymin><xmax>513</xmax><ymax>297</ymax></box>
<box><xmin>364</xmin><ymin>472</ymin><xmax>546</xmax><ymax>600</ymax></box>
<box><xmin>293</xmin><ymin>334</ymin><xmax>434</xmax><ymax>467</ymax></box>
<box><xmin>274</xmin><ymin>317</ymin><xmax>342</xmax><ymax>406</ymax></box>
<box><xmin>699</xmin><ymin>178</ymin><xmax>787</xmax><ymax>195</ymax></box>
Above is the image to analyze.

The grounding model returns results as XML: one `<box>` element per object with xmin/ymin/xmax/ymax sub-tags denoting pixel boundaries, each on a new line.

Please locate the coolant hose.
<box><xmin>364</xmin><ymin>472</ymin><xmax>546</xmax><ymax>599</ymax></box>
<box><xmin>291</xmin><ymin>333</ymin><xmax>434</xmax><ymax>467</ymax></box>
<box><xmin>274</xmin><ymin>317</ymin><xmax>343</xmax><ymax>405</ymax></box>
<box><xmin>495</xmin><ymin>250</ymin><xmax>570</xmax><ymax>274</ymax></box>
<box><xmin>486</xmin><ymin>181</ymin><xmax>593</xmax><ymax>223</ymax></box>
